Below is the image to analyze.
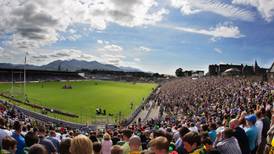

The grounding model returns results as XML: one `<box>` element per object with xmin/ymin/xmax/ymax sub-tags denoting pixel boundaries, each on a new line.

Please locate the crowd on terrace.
<box><xmin>0</xmin><ymin>77</ymin><xmax>273</xmax><ymax>154</ymax></box>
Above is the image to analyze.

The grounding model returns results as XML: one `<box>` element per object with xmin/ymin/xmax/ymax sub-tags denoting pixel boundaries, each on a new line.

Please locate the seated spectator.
<box><xmin>28</xmin><ymin>144</ymin><xmax>47</xmax><ymax>154</ymax></box>
<box><xmin>182</xmin><ymin>132</ymin><xmax>205</xmax><ymax>154</ymax></box>
<box><xmin>244</xmin><ymin>114</ymin><xmax>258</xmax><ymax>154</ymax></box>
<box><xmin>129</xmin><ymin>135</ymin><xmax>141</xmax><ymax>154</ymax></box>
<box><xmin>11</xmin><ymin>121</ymin><xmax>25</xmax><ymax>154</ymax></box>
<box><xmin>102</xmin><ymin>133</ymin><xmax>112</xmax><ymax>154</ymax></box>
<box><xmin>93</xmin><ymin>142</ymin><xmax>102</xmax><ymax>154</ymax></box>
<box><xmin>60</xmin><ymin>138</ymin><xmax>71</xmax><ymax>154</ymax></box>
<box><xmin>111</xmin><ymin>145</ymin><xmax>123</xmax><ymax>154</ymax></box>
<box><xmin>149</xmin><ymin>136</ymin><xmax>169</xmax><ymax>154</ymax></box>
<box><xmin>2</xmin><ymin>136</ymin><xmax>17</xmax><ymax>154</ymax></box>
<box><xmin>214</xmin><ymin>128</ymin><xmax>241</xmax><ymax>154</ymax></box>
<box><xmin>70</xmin><ymin>134</ymin><xmax>93</xmax><ymax>154</ymax></box>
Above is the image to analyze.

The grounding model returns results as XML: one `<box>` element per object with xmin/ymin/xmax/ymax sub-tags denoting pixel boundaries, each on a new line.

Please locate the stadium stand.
<box><xmin>0</xmin><ymin>76</ymin><xmax>273</xmax><ymax>154</ymax></box>
<box><xmin>0</xmin><ymin>68</ymin><xmax>84</xmax><ymax>82</ymax></box>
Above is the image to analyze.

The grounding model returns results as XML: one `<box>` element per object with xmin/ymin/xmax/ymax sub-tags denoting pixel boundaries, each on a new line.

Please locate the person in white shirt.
<box><xmin>0</xmin><ymin>117</ymin><xmax>9</xmax><ymax>148</ymax></box>
<box><xmin>255</xmin><ymin>111</ymin><xmax>263</xmax><ymax>146</ymax></box>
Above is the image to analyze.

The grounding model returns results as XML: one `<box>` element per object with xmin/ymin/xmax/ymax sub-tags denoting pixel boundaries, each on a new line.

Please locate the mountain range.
<box><xmin>0</xmin><ymin>59</ymin><xmax>142</xmax><ymax>72</ymax></box>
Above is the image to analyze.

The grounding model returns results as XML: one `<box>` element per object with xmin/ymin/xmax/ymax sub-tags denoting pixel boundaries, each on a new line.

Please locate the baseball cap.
<box><xmin>245</xmin><ymin>114</ymin><xmax>257</xmax><ymax>123</ymax></box>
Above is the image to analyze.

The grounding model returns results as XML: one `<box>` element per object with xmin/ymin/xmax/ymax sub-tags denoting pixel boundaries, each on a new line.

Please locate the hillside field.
<box><xmin>0</xmin><ymin>80</ymin><xmax>157</xmax><ymax>124</ymax></box>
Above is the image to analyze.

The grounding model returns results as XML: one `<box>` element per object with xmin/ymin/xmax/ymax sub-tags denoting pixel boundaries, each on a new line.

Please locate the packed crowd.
<box><xmin>0</xmin><ymin>77</ymin><xmax>273</xmax><ymax>154</ymax></box>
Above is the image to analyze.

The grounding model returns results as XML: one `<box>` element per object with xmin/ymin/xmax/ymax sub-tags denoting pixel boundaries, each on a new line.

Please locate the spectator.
<box><xmin>182</xmin><ymin>132</ymin><xmax>205</xmax><ymax>154</ymax></box>
<box><xmin>102</xmin><ymin>133</ymin><xmax>112</xmax><ymax>154</ymax></box>
<box><xmin>11</xmin><ymin>121</ymin><xmax>25</xmax><ymax>154</ymax></box>
<box><xmin>244</xmin><ymin>114</ymin><xmax>258</xmax><ymax>154</ymax></box>
<box><xmin>208</xmin><ymin>123</ymin><xmax>217</xmax><ymax>142</ymax></box>
<box><xmin>112</xmin><ymin>131</ymin><xmax>120</xmax><ymax>145</ymax></box>
<box><xmin>121</xmin><ymin>129</ymin><xmax>132</xmax><ymax>154</ymax></box>
<box><xmin>70</xmin><ymin>134</ymin><xmax>93</xmax><ymax>154</ymax></box>
<box><xmin>175</xmin><ymin>127</ymin><xmax>189</xmax><ymax>154</ymax></box>
<box><xmin>0</xmin><ymin>117</ymin><xmax>9</xmax><ymax>149</ymax></box>
<box><xmin>229</xmin><ymin>119</ymin><xmax>250</xmax><ymax>154</ymax></box>
<box><xmin>201</xmin><ymin>137</ymin><xmax>220</xmax><ymax>154</ymax></box>
<box><xmin>37</xmin><ymin>126</ymin><xmax>57</xmax><ymax>154</ymax></box>
<box><xmin>89</xmin><ymin>131</ymin><xmax>98</xmax><ymax>143</ymax></box>
<box><xmin>2</xmin><ymin>136</ymin><xmax>17</xmax><ymax>154</ymax></box>
<box><xmin>93</xmin><ymin>142</ymin><xmax>102</xmax><ymax>154</ymax></box>
<box><xmin>24</xmin><ymin>131</ymin><xmax>39</xmax><ymax>153</ymax></box>
<box><xmin>47</xmin><ymin>130</ymin><xmax>60</xmax><ymax>153</ymax></box>
<box><xmin>149</xmin><ymin>136</ymin><xmax>169</xmax><ymax>154</ymax></box>
<box><xmin>129</xmin><ymin>135</ymin><xmax>141</xmax><ymax>154</ymax></box>
<box><xmin>28</xmin><ymin>144</ymin><xmax>47</xmax><ymax>154</ymax></box>
<box><xmin>60</xmin><ymin>138</ymin><xmax>71</xmax><ymax>154</ymax></box>
<box><xmin>214</xmin><ymin>128</ymin><xmax>241</xmax><ymax>154</ymax></box>
<box><xmin>111</xmin><ymin>145</ymin><xmax>123</xmax><ymax>154</ymax></box>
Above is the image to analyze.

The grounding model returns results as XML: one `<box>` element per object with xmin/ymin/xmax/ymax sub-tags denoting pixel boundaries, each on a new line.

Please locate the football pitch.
<box><xmin>0</xmin><ymin>80</ymin><xmax>157</xmax><ymax>124</ymax></box>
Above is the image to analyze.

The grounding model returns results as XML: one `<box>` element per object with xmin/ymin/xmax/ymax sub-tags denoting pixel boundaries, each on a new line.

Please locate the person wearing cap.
<box><xmin>244</xmin><ymin>114</ymin><xmax>258</xmax><ymax>154</ymax></box>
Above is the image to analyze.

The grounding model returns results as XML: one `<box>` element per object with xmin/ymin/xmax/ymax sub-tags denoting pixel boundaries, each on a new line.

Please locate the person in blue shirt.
<box><xmin>208</xmin><ymin>123</ymin><xmax>217</xmax><ymax>142</ymax></box>
<box><xmin>244</xmin><ymin>114</ymin><xmax>258</xmax><ymax>154</ymax></box>
<box><xmin>11</xmin><ymin>121</ymin><xmax>25</xmax><ymax>154</ymax></box>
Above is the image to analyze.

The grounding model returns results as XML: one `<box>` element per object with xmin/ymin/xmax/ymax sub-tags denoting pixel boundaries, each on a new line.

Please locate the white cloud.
<box><xmin>96</xmin><ymin>44</ymin><xmax>125</xmax><ymax>65</ymax></box>
<box><xmin>232</xmin><ymin>0</ymin><xmax>274</xmax><ymax>22</ymax></box>
<box><xmin>161</xmin><ymin>23</ymin><xmax>244</xmax><ymax>39</ymax></box>
<box><xmin>97</xmin><ymin>40</ymin><xmax>104</xmax><ymax>44</ymax></box>
<box><xmin>214</xmin><ymin>48</ymin><xmax>223</xmax><ymax>54</ymax></box>
<box><xmin>134</xmin><ymin>58</ymin><xmax>141</xmax><ymax>62</ymax></box>
<box><xmin>139</xmin><ymin>46</ymin><xmax>152</xmax><ymax>52</ymax></box>
<box><xmin>0</xmin><ymin>0</ymin><xmax>168</xmax><ymax>50</ymax></box>
<box><xmin>170</xmin><ymin>0</ymin><xmax>255</xmax><ymax>21</ymax></box>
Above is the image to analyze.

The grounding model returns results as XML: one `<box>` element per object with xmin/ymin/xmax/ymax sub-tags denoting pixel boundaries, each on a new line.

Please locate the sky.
<box><xmin>0</xmin><ymin>0</ymin><xmax>274</xmax><ymax>75</ymax></box>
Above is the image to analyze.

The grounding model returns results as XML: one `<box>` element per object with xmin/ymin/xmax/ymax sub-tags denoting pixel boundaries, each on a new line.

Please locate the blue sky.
<box><xmin>0</xmin><ymin>0</ymin><xmax>273</xmax><ymax>74</ymax></box>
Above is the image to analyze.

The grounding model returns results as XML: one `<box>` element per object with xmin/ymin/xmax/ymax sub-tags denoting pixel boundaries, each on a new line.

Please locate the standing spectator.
<box><xmin>60</xmin><ymin>138</ymin><xmax>71</xmax><ymax>154</ymax></box>
<box><xmin>102</xmin><ymin>133</ymin><xmax>112</xmax><ymax>154</ymax></box>
<box><xmin>149</xmin><ymin>136</ymin><xmax>169</xmax><ymax>154</ymax></box>
<box><xmin>182</xmin><ymin>132</ymin><xmax>205</xmax><ymax>154</ymax></box>
<box><xmin>121</xmin><ymin>129</ymin><xmax>132</xmax><ymax>154</ymax></box>
<box><xmin>258</xmin><ymin>108</ymin><xmax>270</xmax><ymax>154</ymax></box>
<box><xmin>214</xmin><ymin>128</ymin><xmax>241</xmax><ymax>154</ymax></box>
<box><xmin>11</xmin><ymin>121</ymin><xmax>25</xmax><ymax>154</ymax></box>
<box><xmin>89</xmin><ymin>131</ymin><xmax>98</xmax><ymax>143</ymax></box>
<box><xmin>47</xmin><ymin>130</ymin><xmax>60</xmax><ymax>153</ymax></box>
<box><xmin>129</xmin><ymin>135</ymin><xmax>141</xmax><ymax>154</ymax></box>
<box><xmin>93</xmin><ymin>142</ymin><xmax>102</xmax><ymax>154</ymax></box>
<box><xmin>2</xmin><ymin>136</ymin><xmax>17</xmax><ymax>154</ymax></box>
<box><xmin>208</xmin><ymin>123</ymin><xmax>217</xmax><ymax>142</ymax></box>
<box><xmin>245</xmin><ymin>114</ymin><xmax>258</xmax><ymax>154</ymax></box>
<box><xmin>176</xmin><ymin>127</ymin><xmax>189</xmax><ymax>154</ymax></box>
<box><xmin>0</xmin><ymin>117</ymin><xmax>9</xmax><ymax>149</ymax></box>
<box><xmin>28</xmin><ymin>144</ymin><xmax>47</xmax><ymax>154</ymax></box>
<box><xmin>70</xmin><ymin>135</ymin><xmax>93</xmax><ymax>154</ymax></box>
<box><xmin>112</xmin><ymin>131</ymin><xmax>120</xmax><ymax>145</ymax></box>
<box><xmin>37</xmin><ymin>126</ymin><xmax>57</xmax><ymax>154</ymax></box>
<box><xmin>24</xmin><ymin>131</ymin><xmax>39</xmax><ymax>153</ymax></box>
<box><xmin>111</xmin><ymin>145</ymin><xmax>123</xmax><ymax>154</ymax></box>
<box><xmin>229</xmin><ymin>119</ymin><xmax>250</xmax><ymax>154</ymax></box>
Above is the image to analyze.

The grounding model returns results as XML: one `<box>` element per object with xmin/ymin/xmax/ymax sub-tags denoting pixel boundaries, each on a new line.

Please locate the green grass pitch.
<box><xmin>0</xmin><ymin>80</ymin><xmax>157</xmax><ymax>124</ymax></box>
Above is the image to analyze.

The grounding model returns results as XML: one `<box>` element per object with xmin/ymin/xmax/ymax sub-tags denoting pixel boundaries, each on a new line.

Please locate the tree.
<box><xmin>175</xmin><ymin>68</ymin><xmax>184</xmax><ymax>77</ymax></box>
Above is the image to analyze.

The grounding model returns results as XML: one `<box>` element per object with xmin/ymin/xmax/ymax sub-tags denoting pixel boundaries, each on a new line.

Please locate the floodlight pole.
<box><xmin>24</xmin><ymin>52</ymin><xmax>27</xmax><ymax>97</ymax></box>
